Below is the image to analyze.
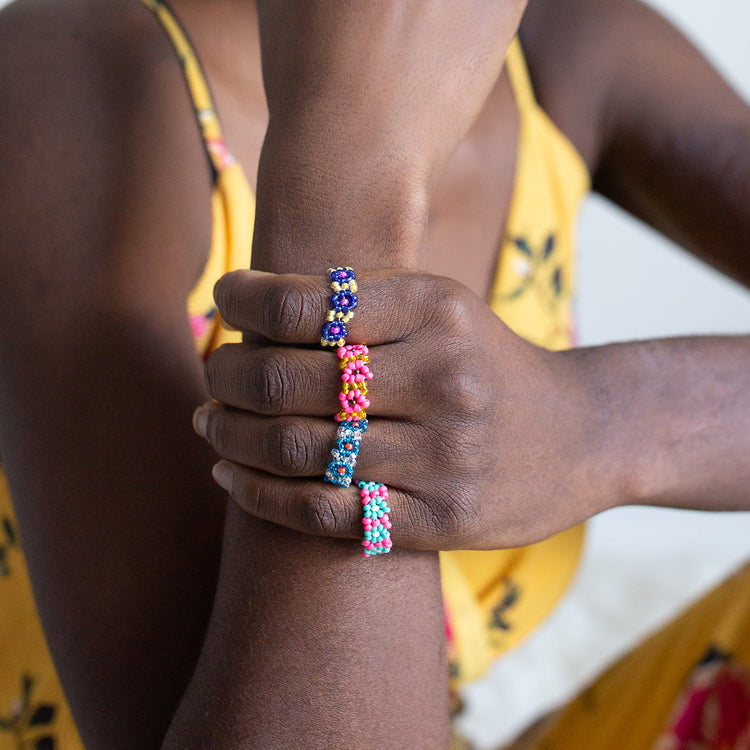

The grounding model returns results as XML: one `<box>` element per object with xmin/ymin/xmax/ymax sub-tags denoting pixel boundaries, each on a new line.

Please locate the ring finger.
<box><xmin>194</xmin><ymin>401</ymin><xmax>424</xmax><ymax>483</ymax></box>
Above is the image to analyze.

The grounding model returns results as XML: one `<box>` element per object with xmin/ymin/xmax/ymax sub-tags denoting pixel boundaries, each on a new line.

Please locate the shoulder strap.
<box><xmin>505</xmin><ymin>36</ymin><xmax>537</xmax><ymax>112</ymax></box>
<box><xmin>138</xmin><ymin>0</ymin><xmax>235</xmax><ymax>178</ymax></box>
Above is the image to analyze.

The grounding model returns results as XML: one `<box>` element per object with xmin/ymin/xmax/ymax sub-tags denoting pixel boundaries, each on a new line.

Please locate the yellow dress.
<box><xmin>2</xmin><ymin>3</ymin><xmax>747</xmax><ymax>749</ymax></box>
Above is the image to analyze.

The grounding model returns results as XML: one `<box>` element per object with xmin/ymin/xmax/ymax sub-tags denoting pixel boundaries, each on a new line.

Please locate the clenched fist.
<box><xmin>194</xmin><ymin>269</ymin><xmax>617</xmax><ymax>551</ymax></box>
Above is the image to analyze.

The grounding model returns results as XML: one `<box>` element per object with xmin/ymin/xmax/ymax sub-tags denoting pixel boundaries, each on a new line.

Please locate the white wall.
<box><xmin>578</xmin><ymin>0</ymin><xmax>750</xmax><ymax>345</ymax></box>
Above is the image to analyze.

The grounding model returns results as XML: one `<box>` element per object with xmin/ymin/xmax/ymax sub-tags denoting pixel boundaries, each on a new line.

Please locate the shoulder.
<box><xmin>519</xmin><ymin>0</ymin><xmax>658</xmax><ymax>171</ymax></box>
<box><xmin>0</xmin><ymin>0</ymin><xmax>212</xmax><ymax>336</ymax></box>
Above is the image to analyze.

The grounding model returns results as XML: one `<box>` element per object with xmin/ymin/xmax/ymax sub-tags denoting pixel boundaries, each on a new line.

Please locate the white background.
<box><xmin>1</xmin><ymin>0</ymin><xmax>749</xmax><ymax>746</ymax></box>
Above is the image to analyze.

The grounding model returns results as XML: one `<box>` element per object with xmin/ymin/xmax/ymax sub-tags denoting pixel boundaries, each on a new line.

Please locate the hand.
<box><xmin>194</xmin><ymin>269</ymin><xmax>616</xmax><ymax>550</ymax></box>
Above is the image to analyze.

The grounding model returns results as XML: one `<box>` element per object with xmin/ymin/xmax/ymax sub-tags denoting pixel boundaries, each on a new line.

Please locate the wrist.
<box><xmin>557</xmin><ymin>345</ymin><xmax>635</xmax><ymax>516</ymax></box>
<box><xmin>251</xmin><ymin>125</ymin><xmax>432</xmax><ymax>273</ymax></box>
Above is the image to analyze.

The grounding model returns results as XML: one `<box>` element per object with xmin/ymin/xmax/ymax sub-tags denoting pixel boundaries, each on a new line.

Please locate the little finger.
<box><xmin>212</xmin><ymin>461</ymin><xmax>443</xmax><ymax>549</ymax></box>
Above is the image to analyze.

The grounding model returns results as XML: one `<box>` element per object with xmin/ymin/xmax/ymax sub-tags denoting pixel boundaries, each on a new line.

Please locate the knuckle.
<box><xmin>302</xmin><ymin>489</ymin><xmax>346</xmax><ymax>536</ymax></box>
<box><xmin>429</xmin><ymin>491</ymin><xmax>480</xmax><ymax>545</ymax></box>
<box><xmin>231</xmin><ymin>475</ymin><xmax>266</xmax><ymax>520</ymax></box>
<box><xmin>427</xmin><ymin>276</ymin><xmax>473</xmax><ymax>333</ymax></box>
<box><xmin>204</xmin><ymin>345</ymin><xmax>231</xmax><ymax>399</ymax></box>
<box><xmin>266</xmin><ymin>419</ymin><xmax>310</xmax><ymax>474</ymax></box>
<box><xmin>203</xmin><ymin>407</ymin><xmax>221</xmax><ymax>448</ymax></box>
<box><xmin>203</xmin><ymin>408</ymin><xmax>241</xmax><ymax>459</ymax></box>
<box><xmin>433</xmin><ymin>362</ymin><xmax>486</xmax><ymax>420</ymax></box>
<box><xmin>245</xmin><ymin>352</ymin><xmax>287</xmax><ymax>414</ymax></box>
<box><xmin>262</xmin><ymin>283</ymin><xmax>309</xmax><ymax>342</ymax></box>
<box><xmin>241</xmin><ymin>479</ymin><xmax>268</xmax><ymax>518</ymax></box>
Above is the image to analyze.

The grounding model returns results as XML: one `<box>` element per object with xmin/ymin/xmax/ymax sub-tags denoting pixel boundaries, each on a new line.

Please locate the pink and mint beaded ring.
<box><xmin>359</xmin><ymin>481</ymin><xmax>392</xmax><ymax>557</ymax></box>
<box><xmin>321</xmin><ymin>268</ymin><xmax>392</xmax><ymax>556</ymax></box>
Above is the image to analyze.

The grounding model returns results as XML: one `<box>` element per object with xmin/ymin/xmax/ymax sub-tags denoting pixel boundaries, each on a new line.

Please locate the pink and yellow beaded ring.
<box><xmin>335</xmin><ymin>344</ymin><xmax>372</xmax><ymax>422</ymax></box>
<box><xmin>320</xmin><ymin>267</ymin><xmax>391</xmax><ymax>557</ymax></box>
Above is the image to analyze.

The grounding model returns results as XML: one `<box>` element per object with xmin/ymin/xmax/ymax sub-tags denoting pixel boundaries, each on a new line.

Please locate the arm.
<box><xmin>252</xmin><ymin>0</ymin><xmax>529</xmax><ymax>270</ymax></box>
<box><xmin>521</xmin><ymin>0</ymin><xmax>750</xmax><ymax>509</ymax></box>
<box><xmin>0</xmin><ymin>4</ymin><xmax>448</xmax><ymax>749</ymax></box>
<box><xmin>1</xmin><ymin>1</ymin><xmax>536</xmax><ymax>748</ymax></box>
<box><xmin>195</xmin><ymin>2</ymin><xmax>750</xmax><ymax>565</ymax></box>
<box><xmin>165</xmin><ymin>3</ymin><xmax>535</xmax><ymax>746</ymax></box>
<box><xmin>0</xmin><ymin>4</ymin><xmax>225</xmax><ymax>746</ymax></box>
<box><xmin>521</xmin><ymin>0</ymin><xmax>750</xmax><ymax>284</ymax></box>
<box><xmin>568</xmin><ymin>335</ymin><xmax>750</xmax><ymax>512</ymax></box>
<box><xmin>592</xmin><ymin>0</ymin><xmax>750</xmax><ymax>285</ymax></box>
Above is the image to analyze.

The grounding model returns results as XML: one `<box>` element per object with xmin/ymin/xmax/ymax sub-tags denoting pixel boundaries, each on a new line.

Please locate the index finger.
<box><xmin>213</xmin><ymin>268</ymin><xmax>437</xmax><ymax>345</ymax></box>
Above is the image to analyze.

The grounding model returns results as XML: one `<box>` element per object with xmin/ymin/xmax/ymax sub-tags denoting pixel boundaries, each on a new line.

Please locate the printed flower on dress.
<box><xmin>0</xmin><ymin>516</ymin><xmax>18</xmax><ymax>577</ymax></box>
<box><xmin>652</xmin><ymin>647</ymin><xmax>750</xmax><ymax>750</ymax></box>
<box><xmin>0</xmin><ymin>674</ymin><xmax>57</xmax><ymax>749</ymax></box>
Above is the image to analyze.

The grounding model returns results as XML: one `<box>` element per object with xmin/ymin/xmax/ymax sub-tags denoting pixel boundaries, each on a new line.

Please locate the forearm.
<box><xmin>575</xmin><ymin>334</ymin><xmax>750</xmax><ymax>512</ymax></box>
<box><xmin>164</xmin><ymin>507</ymin><xmax>447</xmax><ymax>749</ymax></box>
<box><xmin>252</xmin><ymin>0</ymin><xmax>527</xmax><ymax>269</ymax></box>
<box><xmin>164</xmin><ymin>5</ymin><xmax>540</xmax><ymax>743</ymax></box>
<box><xmin>168</xmin><ymin>25</ymin><xmax>449</xmax><ymax>750</ymax></box>
<box><xmin>166</xmin><ymin>260</ymin><xmax>449</xmax><ymax>747</ymax></box>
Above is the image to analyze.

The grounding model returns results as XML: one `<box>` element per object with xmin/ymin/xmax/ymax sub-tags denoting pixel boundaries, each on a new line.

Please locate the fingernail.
<box><xmin>212</xmin><ymin>461</ymin><xmax>233</xmax><ymax>491</ymax></box>
<box><xmin>193</xmin><ymin>405</ymin><xmax>209</xmax><ymax>438</ymax></box>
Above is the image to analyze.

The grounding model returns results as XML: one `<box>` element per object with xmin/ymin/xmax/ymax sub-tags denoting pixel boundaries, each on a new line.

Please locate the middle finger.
<box><xmin>205</xmin><ymin>342</ymin><xmax>418</xmax><ymax>418</ymax></box>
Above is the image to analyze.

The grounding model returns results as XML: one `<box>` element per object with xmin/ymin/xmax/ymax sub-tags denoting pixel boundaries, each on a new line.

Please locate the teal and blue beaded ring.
<box><xmin>324</xmin><ymin>419</ymin><xmax>368</xmax><ymax>488</ymax></box>
<box><xmin>320</xmin><ymin>267</ymin><xmax>358</xmax><ymax>347</ymax></box>
<box><xmin>359</xmin><ymin>480</ymin><xmax>392</xmax><ymax>557</ymax></box>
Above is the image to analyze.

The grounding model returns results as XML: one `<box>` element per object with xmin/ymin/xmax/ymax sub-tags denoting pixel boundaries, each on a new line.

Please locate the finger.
<box><xmin>205</xmin><ymin>344</ymin><xmax>340</xmax><ymax>416</ymax></box>
<box><xmin>212</xmin><ymin>460</ymin><xmax>439</xmax><ymax>549</ymax></box>
<box><xmin>194</xmin><ymin>400</ymin><xmax>422</xmax><ymax>480</ymax></box>
<box><xmin>213</xmin><ymin>268</ymin><xmax>443</xmax><ymax>345</ymax></box>
<box><xmin>204</xmin><ymin>341</ymin><xmax>421</xmax><ymax>417</ymax></box>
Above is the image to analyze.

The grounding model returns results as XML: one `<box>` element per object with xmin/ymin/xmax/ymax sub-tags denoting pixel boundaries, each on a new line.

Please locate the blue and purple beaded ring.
<box><xmin>320</xmin><ymin>267</ymin><xmax>358</xmax><ymax>347</ymax></box>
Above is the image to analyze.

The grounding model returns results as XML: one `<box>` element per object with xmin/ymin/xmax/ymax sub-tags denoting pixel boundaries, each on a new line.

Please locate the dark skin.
<box><xmin>0</xmin><ymin>0</ymin><xmax>748</xmax><ymax>748</ymax></box>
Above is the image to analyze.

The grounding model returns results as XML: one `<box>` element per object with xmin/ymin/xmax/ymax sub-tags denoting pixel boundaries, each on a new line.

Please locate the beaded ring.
<box><xmin>320</xmin><ymin>268</ymin><xmax>393</xmax><ymax>556</ymax></box>
<box><xmin>324</xmin><ymin>418</ymin><xmax>368</xmax><ymax>487</ymax></box>
<box><xmin>335</xmin><ymin>344</ymin><xmax>373</xmax><ymax>422</ymax></box>
<box><xmin>358</xmin><ymin>481</ymin><xmax>392</xmax><ymax>557</ymax></box>
<box><xmin>320</xmin><ymin>267</ymin><xmax>358</xmax><ymax>347</ymax></box>
<box><xmin>324</xmin><ymin>342</ymin><xmax>373</xmax><ymax>486</ymax></box>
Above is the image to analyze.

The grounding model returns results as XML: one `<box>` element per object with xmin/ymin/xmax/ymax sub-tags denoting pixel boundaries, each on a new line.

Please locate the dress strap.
<box><xmin>505</xmin><ymin>36</ymin><xmax>537</xmax><ymax>112</ymax></box>
<box><xmin>138</xmin><ymin>0</ymin><xmax>236</xmax><ymax>178</ymax></box>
